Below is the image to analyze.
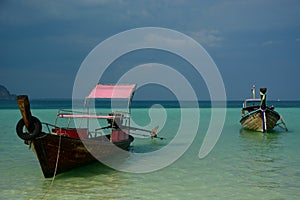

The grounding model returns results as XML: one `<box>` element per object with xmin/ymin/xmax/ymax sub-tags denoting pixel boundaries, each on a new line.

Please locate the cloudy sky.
<box><xmin>1</xmin><ymin>0</ymin><xmax>299</xmax><ymax>100</ymax></box>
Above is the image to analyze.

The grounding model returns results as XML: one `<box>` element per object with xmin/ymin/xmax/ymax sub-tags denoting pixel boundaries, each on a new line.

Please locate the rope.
<box><xmin>40</xmin><ymin>135</ymin><xmax>62</xmax><ymax>199</ymax></box>
<box><xmin>51</xmin><ymin>134</ymin><xmax>62</xmax><ymax>185</ymax></box>
<box><xmin>277</xmin><ymin>115</ymin><xmax>288</xmax><ymax>131</ymax></box>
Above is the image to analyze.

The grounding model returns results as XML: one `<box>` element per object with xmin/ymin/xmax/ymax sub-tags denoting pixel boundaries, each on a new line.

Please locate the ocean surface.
<box><xmin>0</xmin><ymin>100</ymin><xmax>299</xmax><ymax>199</ymax></box>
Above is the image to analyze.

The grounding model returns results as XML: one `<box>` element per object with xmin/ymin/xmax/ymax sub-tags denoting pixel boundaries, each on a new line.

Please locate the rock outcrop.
<box><xmin>0</xmin><ymin>85</ymin><xmax>16</xmax><ymax>100</ymax></box>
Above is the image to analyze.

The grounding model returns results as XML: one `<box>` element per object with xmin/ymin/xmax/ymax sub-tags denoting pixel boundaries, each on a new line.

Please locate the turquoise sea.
<box><xmin>0</xmin><ymin>100</ymin><xmax>299</xmax><ymax>199</ymax></box>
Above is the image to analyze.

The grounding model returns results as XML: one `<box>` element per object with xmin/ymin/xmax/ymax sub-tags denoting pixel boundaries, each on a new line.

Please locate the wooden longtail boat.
<box><xmin>15</xmin><ymin>84</ymin><xmax>159</xmax><ymax>178</ymax></box>
<box><xmin>240</xmin><ymin>86</ymin><xmax>287</xmax><ymax>133</ymax></box>
<box><xmin>29</xmin><ymin>133</ymin><xmax>133</xmax><ymax>178</ymax></box>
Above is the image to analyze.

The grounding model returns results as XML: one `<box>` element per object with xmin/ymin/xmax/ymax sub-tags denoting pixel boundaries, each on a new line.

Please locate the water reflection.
<box><xmin>238</xmin><ymin>129</ymin><xmax>285</xmax><ymax>189</ymax></box>
<box><xmin>239</xmin><ymin>128</ymin><xmax>281</xmax><ymax>141</ymax></box>
<box><xmin>36</xmin><ymin>162</ymin><xmax>130</xmax><ymax>199</ymax></box>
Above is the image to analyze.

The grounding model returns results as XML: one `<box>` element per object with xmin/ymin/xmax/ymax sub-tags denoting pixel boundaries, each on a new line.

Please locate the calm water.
<box><xmin>0</xmin><ymin>100</ymin><xmax>299</xmax><ymax>199</ymax></box>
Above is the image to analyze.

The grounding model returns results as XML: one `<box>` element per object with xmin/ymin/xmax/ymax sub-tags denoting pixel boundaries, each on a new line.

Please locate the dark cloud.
<box><xmin>0</xmin><ymin>0</ymin><xmax>299</xmax><ymax>99</ymax></box>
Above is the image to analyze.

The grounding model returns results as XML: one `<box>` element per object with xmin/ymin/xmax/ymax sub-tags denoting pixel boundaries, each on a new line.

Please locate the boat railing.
<box><xmin>55</xmin><ymin>109</ymin><xmax>113</xmax><ymax>127</ymax></box>
<box><xmin>41</xmin><ymin>122</ymin><xmax>58</xmax><ymax>134</ymax></box>
<box><xmin>56</xmin><ymin>109</ymin><xmax>130</xmax><ymax>119</ymax></box>
<box><xmin>53</xmin><ymin>109</ymin><xmax>131</xmax><ymax>137</ymax></box>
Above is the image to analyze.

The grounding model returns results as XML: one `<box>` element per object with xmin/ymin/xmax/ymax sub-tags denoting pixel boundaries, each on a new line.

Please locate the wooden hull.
<box><xmin>31</xmin><ymin>133</ymin><xmax>134</xmax><ymax>178</ymax></box>
<box><xmin>240</xmin><ymin>108</ymin><xmax>280</xmax><ymax>132</ymax></box>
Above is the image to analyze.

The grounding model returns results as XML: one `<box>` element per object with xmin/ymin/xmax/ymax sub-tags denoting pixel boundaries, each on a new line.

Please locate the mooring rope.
<box><xmin>277</xmin><ymin>115</ymin><xmax>288</xmax><ymax>131</ymax></box>
<box><xmin>51</xmin><ymin>134</ymin><xmax>62</xmax><ymax>185</ymax></box>
<box><xmin>40</xmin><ymin>134</ymin><xmax>62</xmax><ymax>199</ymax></box>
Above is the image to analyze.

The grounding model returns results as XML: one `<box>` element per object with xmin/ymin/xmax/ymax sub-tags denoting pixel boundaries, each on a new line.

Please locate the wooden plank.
<box><xmin>16</xmin><ymin>95</ymin><xmax>32</xmax><ymax>130</ymax></box>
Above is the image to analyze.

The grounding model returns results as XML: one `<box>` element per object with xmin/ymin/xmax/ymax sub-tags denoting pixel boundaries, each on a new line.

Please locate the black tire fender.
<box><xmin>16</xmin><ymin>116</ymin><xmax>42</xmax><ymax>140</ymax></box>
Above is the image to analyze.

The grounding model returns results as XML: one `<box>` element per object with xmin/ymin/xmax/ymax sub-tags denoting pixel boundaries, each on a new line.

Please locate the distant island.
<box><xmin>0</xmin><ymin>85</ymin><xmax>16</xmax><ymax>100</ymax></box>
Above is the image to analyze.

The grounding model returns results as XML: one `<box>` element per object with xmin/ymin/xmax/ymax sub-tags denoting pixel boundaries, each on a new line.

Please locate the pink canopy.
<box><xmin>86</xmin><ymin>84</ymin><xmax>136</xmax><ymax>99</ymax></box>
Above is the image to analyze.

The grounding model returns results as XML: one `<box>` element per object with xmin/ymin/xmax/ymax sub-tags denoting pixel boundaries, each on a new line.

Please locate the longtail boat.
<box><xmin>16</xmin><ymin>84</ymin><xmax>159</xmax><ymax>178</ymax></box>
<box><xmin>240</xmin><ymin>86</ymin><xmax>288</xmax><ymax>133</ymax></box>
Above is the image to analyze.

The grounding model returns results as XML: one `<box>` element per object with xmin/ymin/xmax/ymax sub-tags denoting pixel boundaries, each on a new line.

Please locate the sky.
<box><xmin>0</xmin><ymin>0</ymin><xmax>300</xmax><ymax>100</ymax></box>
